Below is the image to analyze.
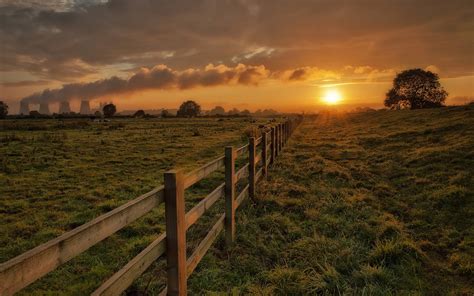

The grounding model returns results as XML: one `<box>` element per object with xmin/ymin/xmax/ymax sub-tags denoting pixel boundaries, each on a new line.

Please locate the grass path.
<box><xmin>187</xmin><ymin>107</ymin><xmax>473</xmax><ymax>295</ymax></box>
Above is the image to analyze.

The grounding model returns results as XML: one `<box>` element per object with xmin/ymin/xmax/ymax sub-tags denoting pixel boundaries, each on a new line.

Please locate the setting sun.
<box><xmin>322</xmin><ymin>89</ymin><xmax>343</xmax><ymax>105</ymax></box>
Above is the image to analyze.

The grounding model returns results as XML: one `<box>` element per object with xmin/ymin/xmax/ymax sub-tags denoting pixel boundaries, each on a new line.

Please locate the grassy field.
<box><xmin>187</xmin><ymin>106</ymin><xmax>473</xmax><ymax>295</ymax></box>
<box><xmin>1</xmin><ymin>107</ymin><xmax>473</xmax><ymax>295</ymax></box>
<box><xmin>0</xmin><ymin>117</ymin><xmax>271</xmax><ymax>294</ymax></box>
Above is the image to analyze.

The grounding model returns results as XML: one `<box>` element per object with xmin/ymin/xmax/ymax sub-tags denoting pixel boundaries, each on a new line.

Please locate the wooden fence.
<box><xmin>0</xmin><ymin>117</ymin><xmax>303</xmax><ymax>296</ymax></box>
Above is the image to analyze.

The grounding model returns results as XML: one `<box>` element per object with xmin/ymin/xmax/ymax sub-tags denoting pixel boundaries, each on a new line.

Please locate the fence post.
<box><xmin>270</xmin><ymin>126</ymin><xmax>276</xmax><ymax>165</ymax></box>
<box><xmin>225</xmin><ymin>146</ymin><xmax>236</xmax><ymax>246</ymax></box>
<box><xmin>275</xmin><ymin>124</ymin><xmax>279</xmax><ymax>157</ymax></box>
<box><xmin>281</xmin><ymin>123</ymin><xmax>284</xmax><ymax>147</ymax></box>
<box><xmin>279</xmin><ymin>123</ymin><xmax>283</xmax><ymax>152</ymax></box>
<box><xmin>274</xmin><ymin>126</ymin><xmax>277</xmax><ymax>158</ymax></box>
<box><xmin>164</xmin><ymin>169</ymin><xmax>187</xmax><ymax>295</ymax></box>
<box><xmin>262</xmin><ymin>130</ymin><xmax>268</xmax><ymax>178</ymax></box>
<box><xmin>248</xmin><ymin>137</ymin><xmax>256</xmax><ymax>200</ymax></box>
<box><xmin>280</xmin><ymin>123</ymin><xmax>283</xmax><ymax>150</ymax></box>
<box><xmin>283</xmin><ymin>123</ymin><xmax>286</xmax><ymax>144</ymax></box>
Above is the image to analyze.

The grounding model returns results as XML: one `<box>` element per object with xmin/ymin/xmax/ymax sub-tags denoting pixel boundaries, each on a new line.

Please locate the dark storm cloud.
<box><xmin>1</xmin><ymin>0</ymin><xmax>473</xmax><ymax>82</ymax></box>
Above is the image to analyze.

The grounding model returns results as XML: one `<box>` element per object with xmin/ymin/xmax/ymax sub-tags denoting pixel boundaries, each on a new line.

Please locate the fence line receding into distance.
<box><xmin>0</xmin><ymin>117</ymin><xmax>303</xmax><ymax>296</ymax></box>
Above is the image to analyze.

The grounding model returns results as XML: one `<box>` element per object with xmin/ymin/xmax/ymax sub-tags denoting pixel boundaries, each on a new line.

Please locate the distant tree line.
<box><xmin>0</xmin><ymin>99</ymin><xmax>282</xmax><ymax>120</ymax></box>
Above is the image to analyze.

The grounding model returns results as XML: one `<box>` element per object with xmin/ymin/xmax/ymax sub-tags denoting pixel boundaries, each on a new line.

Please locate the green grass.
<box><xmin>1</xmin><ymin>107</ymin><xmax>473</xmax><ymax>295</ymax></box>
<box><xmin>186</xmin><ymin>106</ymin><xmax>473</xmax><ymax>295</ymax></box>
<box><xmin>0</xmin><ymin>117</ymin><xmax>271</xmax><ymax>294</ymax></box>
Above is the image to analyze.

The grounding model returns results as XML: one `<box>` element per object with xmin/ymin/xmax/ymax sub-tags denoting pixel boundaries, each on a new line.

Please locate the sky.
<box><xmin>0</xmin><ymin>0</ymin><xmax>473</xmax><ymax>113</ymax></box>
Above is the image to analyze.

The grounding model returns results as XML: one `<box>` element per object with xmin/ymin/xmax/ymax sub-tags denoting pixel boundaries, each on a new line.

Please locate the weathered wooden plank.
<box><xmin>184</xmin><ymin>156</ymin><xmax>225</xmax><ymax>189</ymax></box>
<box><xmin>92</xmin><ymin>233</ymin><xmax>166</xmax><ymax>296</ymax></box>
<box><xmin>164</xmin><ymin>170</ymin><xmax>187</xmax><ymax>295</ymax></box>
<box><xmin>0</xmin><ymin>186</ymin><xmax>164</xmax><ymax>296</ymax></box>
<box><xmin>225</xmin><ymin>146</ymin><xmax>236</xmax><ymax>246</ymax></box>
<box><xmin>288</xmin><ymin>121</ymin><xmax>292</xmax><ymax>137</ymax></box>
<box><xmin>262</xmin><ymin>132</ymin><xmax>268</xmax><ymax>178</ymax></box>
<box><xmin>185</xmin><ymin>183</ymin><xmax>225</xmax><ymax>230</ymax></box>
<box><xmin>158</xmin><ymin>287</ymin><xmax>168</xmax><ymax>296</ymax></box>
<box><xmin>256</xmin><ymin>167</ymin><xmax>263</xmax><ymax>182</ymax></box>
<box><xmin>186</xmin><ymin>214</ymin><xmax>225</xmax><ymax>277</ymax></box>
<box><xmin>236</xmin><ymin>144</ymin><xmax>249</xmax><ymax>157</ymax></box>
<box><xmin>279</xmin><ymin>124</ymin><xmax>283</xmax><ymax>152</ymax></box>
<box><xmin>270</xmin><ymin>126</ymin><xmax>276</xmax><ymax>165</ymax></box>
<box><xmin>248</xmin><ymin>137</ymin><xmax>256</xmax><ymax>200</ymax></box>
<box><xmin>235</xmin><ymin>163</ymin><xmax>249</xmax><ymax>181</ymax></box>
<box><xmin>255</xmin><ymin>136</ymin><xmax>263</xmax><ymax>146</ymax></box>
<box><xmin>275</xmin><ymin>124</ymin><xmax>279</xmax><ymax>157</ymax></box>
<box><xmin>254</xmin><ymin>153</ymin><xmax>262</xmax><ymax>166</ymax></box>
<box><xmin>236</xmin><ymin>184</ymin><xmax>249</xmax><ymax>208</ymax></box>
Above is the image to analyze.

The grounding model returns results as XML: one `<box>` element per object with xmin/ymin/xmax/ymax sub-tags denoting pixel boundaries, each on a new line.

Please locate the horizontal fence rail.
<box><xmin>0</xmin><ymin>116</ymin><xmax>303</xmax><ymax>296</ymax></box>
<box><xmin>0</xmin><ymin>187</ymin><xmax>165</xmax><ymax>295</ymax></box>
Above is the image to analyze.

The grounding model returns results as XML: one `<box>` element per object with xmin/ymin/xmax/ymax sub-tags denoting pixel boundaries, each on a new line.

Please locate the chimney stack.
<box><xmin>79</xmin><ymin>100</ymin><xmax>91</xmax><ymax>114</ymax></box>
<box><xmin>39</xmin><ymin>103</ymin><xmax>50</xmax><ymax>115</ymax></box>
<box><xmin>59</xmin><ymin>101</ymin><xmax>71</xmax><ymax>114</ymax></box>
<box><xmin>20</xmin><ymin>101</ymin><xmax>30</xmax><ymax>115</ymax></box>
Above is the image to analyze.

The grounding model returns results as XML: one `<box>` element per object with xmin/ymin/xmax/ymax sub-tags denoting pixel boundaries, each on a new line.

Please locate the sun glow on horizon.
<box><xmin>322</xmin><ymin>89</ymin><xmax>343</xmax><ymax>105</ymax></box>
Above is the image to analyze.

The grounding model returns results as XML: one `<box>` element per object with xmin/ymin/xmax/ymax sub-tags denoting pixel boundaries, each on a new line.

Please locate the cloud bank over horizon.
<box><xmin>21</xmin><ymin>64</ymin><xmax>267</xmax><ymax>103</ymax></box>
<box><xmin>23</xmin><ymin>63</ymin><xmax>394</xmax><ymax>103</ymax></box>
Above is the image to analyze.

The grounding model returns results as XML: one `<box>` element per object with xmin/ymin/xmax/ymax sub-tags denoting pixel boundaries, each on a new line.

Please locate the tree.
<box><xmin>133</xmin><ymin>110</ymin><xmax>146</xmax><ymax>118</ymax></box>
<box><xmin>161</xmin><ymin>109</ymin><xmax>171</xmax><ymax>118</ymax></box>
<box><xmin>0</xmin><ymin>101</ymin><xmax>8</xmax><ymax>119</ymax></box>
<box><xmin>102</xmin><ymin>103</ymin><xmax>117</xmax><ymax>117</ymax></box>
<box><xmin>177</xmin><ymin>100</ymin><xmax>201</xmax><ymax>117</ymax></box>
<box><xmin>209</xmin><ymin>106</ymin><xmax>225</xmax><ymax>116</ymax></box>
<box><xmin>29</xmin><ymin>110</ymin><xmax>41</xmax><ymax>118</ymax></box>
<box><xmin>240</xmin><ymin>109</ymin><xmax>251</xmax><ymax>116</ymax></box>
<box><xmin>228</xmin><ymin>108</ymin><xmax>240</xmax><ymax>116</ymax></box>
<box><xmin>384</xmin><ymin>69</ymin><xmax>447</xmax><ymax>109</ymax></box>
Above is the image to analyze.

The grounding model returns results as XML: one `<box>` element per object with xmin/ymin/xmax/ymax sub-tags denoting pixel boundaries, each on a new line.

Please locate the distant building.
<box><xmin>19</xmin><ymin>101</ymin><xmax>30</xmax><ymax>115</ymax></box>
<box><xmin>80</xmin><ymin>100</ymin><xmax>91</xmax><ymax>114</ymax></box>
<box><xmin>59</xmin><ymin>101</ymin><xmax>71</xmax><ymax>114</ymax></box>
<box><xmin>39</xmin><ymin>103</ymin><xmax>50</xmax><ymax>115</ymax></box>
